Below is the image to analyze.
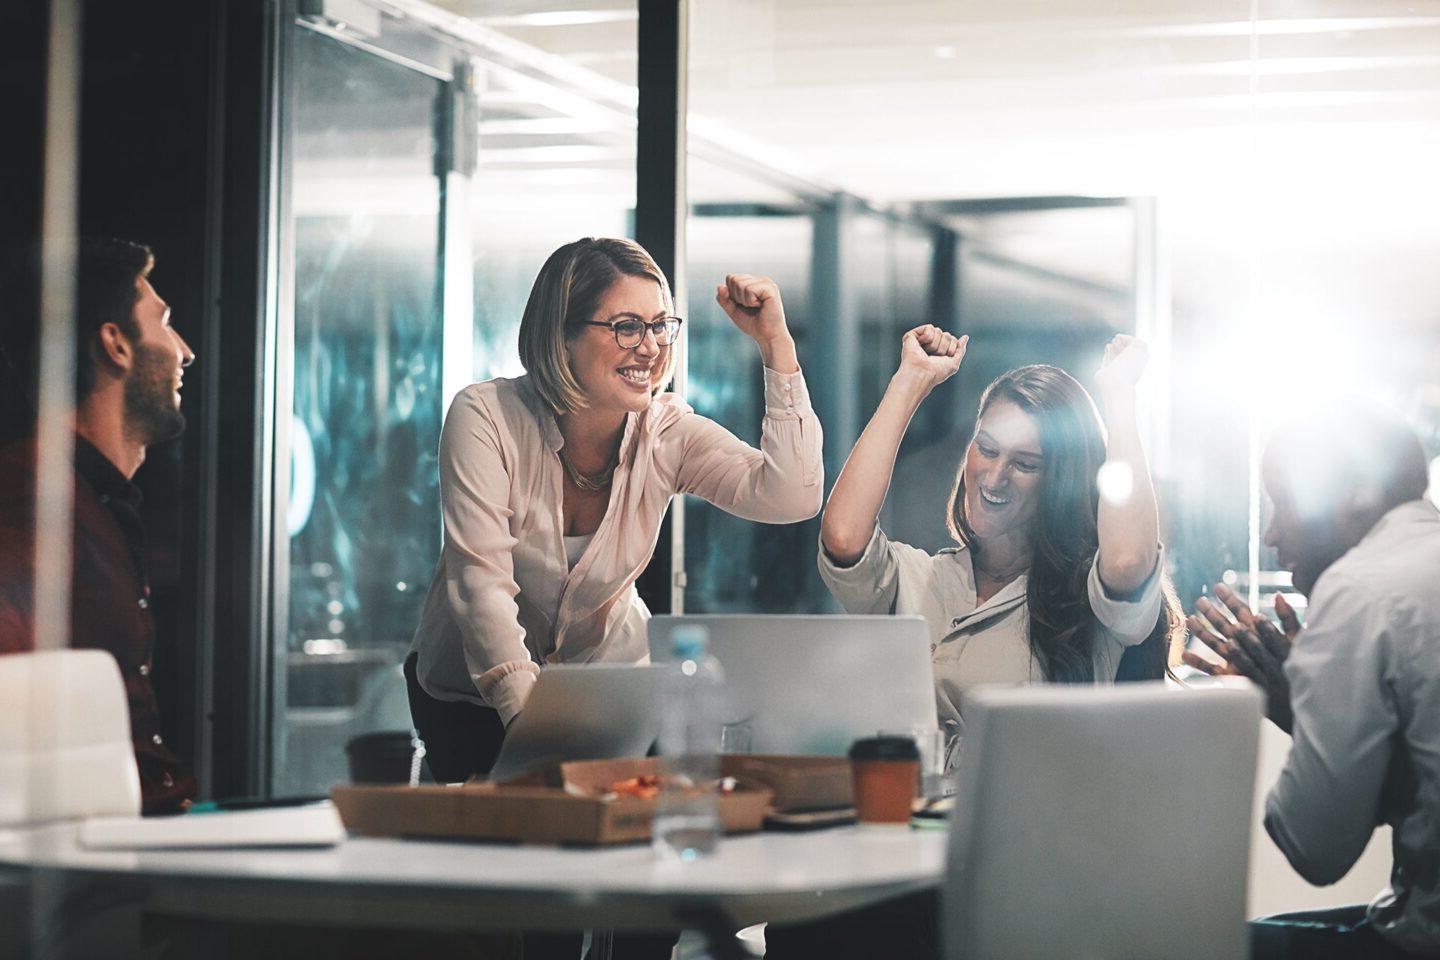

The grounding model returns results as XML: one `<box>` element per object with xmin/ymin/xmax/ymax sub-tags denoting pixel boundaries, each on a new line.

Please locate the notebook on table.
<box><xmin>79</xmin><ymin>800</ymin><xmax>345</xmax><ymax>850</ymax></box>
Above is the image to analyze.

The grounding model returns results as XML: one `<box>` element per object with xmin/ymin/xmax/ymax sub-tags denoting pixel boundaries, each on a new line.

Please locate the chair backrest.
<box><xmin>943</xmin><ymin>681</ymin><xmax>1262</xmax><ymax>960</ymax></box>
<box><xmin>0</xmin><ymin>649</ymin><xmax>142</xmax><ymax>825</ymax></box>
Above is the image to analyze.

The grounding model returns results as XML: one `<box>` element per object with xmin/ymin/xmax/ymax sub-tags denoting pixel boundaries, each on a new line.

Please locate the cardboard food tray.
<box><xmin>719</xmin><ymin>755</ymin><xmax>854</xmax><ymax>812</ymax></box>
<box><xmin>331</xmin><ymin>757</ymin><xmax>771</xmax><ymax>846</ymax></box>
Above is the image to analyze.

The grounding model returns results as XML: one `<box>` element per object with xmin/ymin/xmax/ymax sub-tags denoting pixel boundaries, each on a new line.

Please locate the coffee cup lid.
<box><xmin>848</xmin><ymin>735</ymin><xmax>920</xmax><ymax>761</ymax></box>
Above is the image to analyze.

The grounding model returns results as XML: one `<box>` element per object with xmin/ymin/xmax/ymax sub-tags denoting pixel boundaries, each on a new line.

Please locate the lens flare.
<box><xmin>1096</xmin><ymin>461</ymin><xmax>1135</xmax><ymax>505</ymax></box>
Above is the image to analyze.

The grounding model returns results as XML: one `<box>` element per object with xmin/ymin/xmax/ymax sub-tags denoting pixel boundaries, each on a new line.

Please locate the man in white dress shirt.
<box><xmin>1188</xmin><ymin>399</ymin><xmax>1439</xmax><ymax>959</ymax></box>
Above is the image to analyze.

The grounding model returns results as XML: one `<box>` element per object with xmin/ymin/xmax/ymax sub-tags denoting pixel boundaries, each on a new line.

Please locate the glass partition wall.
<box><xmin>275</xmin><ymin>23</ymin><xmax>450</xmax><ymax>795</ymax></box>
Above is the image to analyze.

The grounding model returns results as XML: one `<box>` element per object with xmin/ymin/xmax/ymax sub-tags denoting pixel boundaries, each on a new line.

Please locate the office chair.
<box><xmin>943</xmin><ymin>681</ymin><xmax>1262</xmax><ymax>960</ymax></box>
<box><xmin>0</xmin><ymin>649</ymin><xmax>142</xmax><ymax>825</ymax></box>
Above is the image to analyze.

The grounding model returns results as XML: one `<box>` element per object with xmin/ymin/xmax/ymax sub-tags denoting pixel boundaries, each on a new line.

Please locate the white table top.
<box><xmin>0</xmin><ymin>820</ymin><xmax>947</xmax><ymax>932</ymax></box>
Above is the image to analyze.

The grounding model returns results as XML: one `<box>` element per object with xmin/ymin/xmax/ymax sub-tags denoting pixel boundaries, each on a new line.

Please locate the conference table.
<box><xmin>1</xmin><ymin>816</ymin><xmax>947</xmax><ymax>959</ymax></box>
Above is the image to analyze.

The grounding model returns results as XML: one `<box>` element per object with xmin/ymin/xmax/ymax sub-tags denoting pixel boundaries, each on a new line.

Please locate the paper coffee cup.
<box><xmin>848</xmin><ymin>736</ymin><xmax>920</xmax><ymax>824</ymax></box>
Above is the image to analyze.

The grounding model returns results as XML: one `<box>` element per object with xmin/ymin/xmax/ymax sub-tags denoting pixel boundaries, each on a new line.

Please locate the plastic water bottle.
<box><xmin>652</xmin><ymin>624</ymin><xmax>725</xmax><ymax>861</ymax></box>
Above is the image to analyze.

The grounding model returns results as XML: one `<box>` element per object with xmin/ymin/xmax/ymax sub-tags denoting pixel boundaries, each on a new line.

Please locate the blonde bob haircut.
<box><xmin>518</xmin><ymin>237</ymin><xmax>676</xmax><ymax>416</ymax></box>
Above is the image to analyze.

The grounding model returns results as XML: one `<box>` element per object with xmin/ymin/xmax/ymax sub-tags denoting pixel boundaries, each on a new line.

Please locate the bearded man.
<box><xmin>0</xmin><ymin>237</ymin><xmax>197</xmax><ymax>814</ymax></box>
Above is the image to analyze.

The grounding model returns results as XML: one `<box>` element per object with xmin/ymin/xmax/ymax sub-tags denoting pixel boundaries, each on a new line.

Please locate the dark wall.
<box><xmin>41</xmin><ymin>0</ymin><xmax>273</xmax><ymax>799</ymax></box>
<box><xmin>0</xmin><ymin>4</ymin><xmax>49</xmax><ymax>444</ymax></box>
<box><xmin>78</xmin><ymin>0</ymin><xmax>225</xmax><ymax>788</ymax></box>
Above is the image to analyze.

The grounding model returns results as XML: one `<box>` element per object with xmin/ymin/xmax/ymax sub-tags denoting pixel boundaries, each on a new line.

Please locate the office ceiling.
<box><xmin>421</xmin><ymin>0</ymin><xmax>1440</xmax><ymax>335</ymax></box>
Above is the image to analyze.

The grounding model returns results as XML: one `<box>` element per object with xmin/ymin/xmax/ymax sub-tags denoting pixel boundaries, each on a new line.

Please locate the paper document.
<box><xmin>79</xmin><ymin>800</ymin><xmax>345</xmax><ymax>849</ymax></box>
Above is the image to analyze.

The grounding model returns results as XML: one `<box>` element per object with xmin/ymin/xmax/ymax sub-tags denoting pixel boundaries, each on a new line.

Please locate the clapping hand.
<box><xmin>1182</xmin><ymin>583</ymin><xmax>1301</xmax><ymax>733</ymax></box>
<box><xmin>898</xmin><ymin>325</ymin><xmax>967</xmax><ymax>394</ymax></box>
<box><xmin>1094</xmin><ymin>334</ymin><xmax>1150</xmax><ymax>394</ymax></box>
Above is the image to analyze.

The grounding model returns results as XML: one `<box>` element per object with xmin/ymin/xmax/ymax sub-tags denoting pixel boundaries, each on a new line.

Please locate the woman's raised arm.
<box><xmin>1093</xmin><ymin>334</ymin><xmax>1161</xmax><ymax>596</ymax></box>
<box><xmin>668</xmin><ymin>275</ymin><xmax>819</xmax><ymax>522</ymax></box>
<box><xmin>714</xmin><ymin>273</ymin><xmax>799</xmax><ymax>374</ymax></box>
<box><xmin>820</xmin><ymin>326</ymin><xmax>966</xmax><ymax>565</ymax></box>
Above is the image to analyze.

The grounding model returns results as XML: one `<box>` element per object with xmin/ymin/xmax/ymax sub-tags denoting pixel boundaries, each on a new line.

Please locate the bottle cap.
<box><xmin>848</xmin><ymin>735</ymin><xmax>920</xmax><ymax>762</ymax></box>
<box><xmin>671</xmin><ymin>624</ymin><xmax>709</xmax><ymax>660</ymax></box>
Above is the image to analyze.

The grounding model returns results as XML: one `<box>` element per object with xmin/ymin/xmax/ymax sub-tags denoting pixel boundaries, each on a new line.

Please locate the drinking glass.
<box><xmin>719</xmin><ymin>722</ymin><xmax>753</xmax><ymax>755</ymax></box>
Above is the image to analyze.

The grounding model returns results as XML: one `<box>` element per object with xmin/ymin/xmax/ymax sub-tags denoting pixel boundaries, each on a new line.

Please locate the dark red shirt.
<box><xmin>0</xmin><ymin>436</ymin><xmax>196</xmax><ymax>814</ymax></box>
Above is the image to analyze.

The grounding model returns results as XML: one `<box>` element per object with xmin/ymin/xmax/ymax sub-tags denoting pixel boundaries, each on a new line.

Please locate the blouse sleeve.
<box><xmin>1086</xmin><ymin>543</ymin><xmax>1166</xmax><ymax>646</ymax></box>
<box><xmin>817</xmin><ymin>523</ymin><xmax>903</xmax><ymax>615</ymax></box>
<box><xmin>668</xmin><ymin>367</ymin><xmax>823</xmax><ymax>522</ymax></box>
<box><xmin>437</xmin><ymin>389</ymin><xmax>539</xmax><ymax>725</ymax></box>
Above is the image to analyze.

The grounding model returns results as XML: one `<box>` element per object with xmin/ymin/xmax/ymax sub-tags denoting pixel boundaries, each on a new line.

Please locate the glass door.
<box><xmin>266</xmin><ymin>0</ymin><xmax>641</xmax><ymax>796</ymax></box>
<box><xmin>273</xmin><ymin>21</ymin><xmax>452</xmax><ymax>796</ymax></box>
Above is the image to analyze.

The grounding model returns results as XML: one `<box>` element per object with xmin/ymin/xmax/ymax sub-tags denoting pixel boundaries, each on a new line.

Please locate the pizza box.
<box><xmin>719</xmin><ymin>755</ymin><xmax>854</xmax><ymax>812</ymax></box>
<box><xmin>331</xmin><ymin>757</ymin><xmax>770</xmax><ymax>846</ymax></box>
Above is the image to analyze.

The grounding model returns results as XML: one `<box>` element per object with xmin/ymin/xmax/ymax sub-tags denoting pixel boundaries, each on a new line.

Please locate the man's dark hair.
<box><xmin>75</xmin><ymin>238</ymin><xmax>154</xmax><ymax>399</ymax></box>
<box><xmin>0</xmin><ymin>237</ymin><xmax>154</xmax><ymax>413</ymax></box>
<box><xmin>1266</xmin><ymin>398</ymin><xmax>1431</xmax><ymax>520</ymax></box>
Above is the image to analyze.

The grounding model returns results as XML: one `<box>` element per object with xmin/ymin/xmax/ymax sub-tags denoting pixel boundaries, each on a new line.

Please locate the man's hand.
<box><xmin>1182</xmin><ymin>583</ymin><xmax>1300</xmax><ymax>733</ymax></box>
<box><xmin>896</xmin><ymin>325</ymin><xmax>967</xmax><ymax>395</ymax></box>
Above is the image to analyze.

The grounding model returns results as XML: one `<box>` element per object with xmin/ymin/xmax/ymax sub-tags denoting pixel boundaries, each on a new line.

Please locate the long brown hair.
<box><xmin>946</xmin><ymin>364</ymin><xmax>1183</xmax><ymax>682</ymax></box>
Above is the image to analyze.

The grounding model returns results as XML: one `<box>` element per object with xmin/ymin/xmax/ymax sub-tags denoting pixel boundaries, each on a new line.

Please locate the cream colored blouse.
<box><xmin>410</xmin><ymin>368</ymin><xmax>823</xmax><ymax>725</ymax></box>
<box><xmin>818</xmin><ymin>525</ymin><xmax>1164</xmax><ymax>737</ymax></box>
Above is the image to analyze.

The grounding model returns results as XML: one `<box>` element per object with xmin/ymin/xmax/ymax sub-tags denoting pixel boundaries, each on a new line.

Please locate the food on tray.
<box><xmin>605</xmin><ymin>774</ymin><xmax>741</xmax><ymax>800</ymax></box>
<box><xmin>609</xmin><ymin>774</ymin><xmax>662</xmax><ymax>799</ymax></box>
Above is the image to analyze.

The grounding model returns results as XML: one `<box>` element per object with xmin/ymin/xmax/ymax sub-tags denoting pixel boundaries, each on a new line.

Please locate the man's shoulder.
<box><xmin>1321</xmin><ymin>507</ymin><xmax>1440</xmax><ymax>604</ymax></box>
<box><xmin>1305</xmin><ymin>517</ymin><xmax>1440</xmax><ymax>668</ymax></box>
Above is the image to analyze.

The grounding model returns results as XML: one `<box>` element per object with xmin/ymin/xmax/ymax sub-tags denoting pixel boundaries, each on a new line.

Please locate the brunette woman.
<box><xmin>766</xmin><ymin>327</ymin><xmax>1182</xmax><ymax>960</ymax></box>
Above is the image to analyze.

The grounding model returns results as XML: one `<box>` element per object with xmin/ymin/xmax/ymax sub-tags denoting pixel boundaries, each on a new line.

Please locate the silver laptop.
<box><xmin>486</xmin><ymin>664</ymin><xmax>661</xmax><ymax>782</ymax></box>
<box><xmin>648</xmin><ymin>615</ymin><xmax>937</xmax><ymax>756</ymax></box>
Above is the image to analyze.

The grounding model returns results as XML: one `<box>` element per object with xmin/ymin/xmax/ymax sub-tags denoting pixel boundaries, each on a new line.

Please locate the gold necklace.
<box><xmin>558</xmin><ymin>448</ymin><xmax>617</xmax><ymax>492</ymax></box>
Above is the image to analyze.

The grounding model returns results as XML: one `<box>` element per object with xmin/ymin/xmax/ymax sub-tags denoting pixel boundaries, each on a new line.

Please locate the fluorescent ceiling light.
<box><xmin>478</xmin><ymin>10</ymin><xmax>636</xmax><ymax>28</ymax></box>
<box><xmin>477</xmin><ymin>117</ymin><xmax>618</xmax><ymax>135</ymax></box>
<box><xmin>1097</xmin><ymin>16</ymin><xmax>1440</xmax><ymax>39</ymax></box>
<box><xmin>1153</xmin><ymin>55</ymin><xmax>1440</xmax><ymax>78</ymax></box>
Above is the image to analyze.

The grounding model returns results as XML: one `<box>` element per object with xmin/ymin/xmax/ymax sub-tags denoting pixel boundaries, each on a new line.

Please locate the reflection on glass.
<box><xmin>465</xmin><ymin>52</ymin><xmax>636</xmax><ymax>382</ymax></box>
<box><xmin>274</xmin><ymin>6</ymin><xmax>640</xmax><ymax>795</ymax></box>
<box><xmin>684</xmin><ymin>175</ymin><xmax>825</xmax><ymax>612</ymax></box>
<box><xmin>279</xmin><ymin>29</ymin><xmax>444</xmax><ymax>795</ymax></box>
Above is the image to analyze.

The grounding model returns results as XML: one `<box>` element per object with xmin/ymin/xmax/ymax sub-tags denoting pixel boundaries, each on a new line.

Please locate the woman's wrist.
<box><xmin>1097</xmin><ymin>382</ymin><xmax>1137</xmax><ymax>418</ymax></box>
<box><xmin>756</xmin><ymin>332</ymin><xmax>800</xmax><ymax>373</ymax></box>
<box><xmin>888</xmin><ymin>368</ymin><xmax>934</xmax><ymax>408</ymax></box>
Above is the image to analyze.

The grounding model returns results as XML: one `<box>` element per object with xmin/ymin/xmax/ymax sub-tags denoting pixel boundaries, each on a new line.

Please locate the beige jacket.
<box><xmin>818</xmin><ymin>525</ymin><xmax>1164</xmax><ymax>737</ymax></box>
<box><xmin>411</xmin><ymin>368</ymin><xmax>823</xmax><ymax>725</ymax></box>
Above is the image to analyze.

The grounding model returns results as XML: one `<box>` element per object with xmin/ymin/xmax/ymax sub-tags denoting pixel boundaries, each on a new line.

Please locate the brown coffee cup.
<box><xmin>848</xmin><ymin>736</ymin><xmax>921</xmax><ymax>824</ymax></box>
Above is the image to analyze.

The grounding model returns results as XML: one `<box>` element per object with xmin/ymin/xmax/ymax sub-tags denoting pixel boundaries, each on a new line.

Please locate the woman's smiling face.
<box><xmin>566</xmin><ymin>274</ymin><xmax>672</xmax><ymax>417</ymax></box>
<box><xmin>962</xmin><ymin>399</ymin><xmax>1046</xmax><ymax>542</ymax></box>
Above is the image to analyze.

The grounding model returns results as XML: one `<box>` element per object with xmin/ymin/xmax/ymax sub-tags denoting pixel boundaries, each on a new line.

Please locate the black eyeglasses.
<box><xmin>579</xmin><ymin>316</ymin><xmax>684</xmax><ymax>349</ymax></box>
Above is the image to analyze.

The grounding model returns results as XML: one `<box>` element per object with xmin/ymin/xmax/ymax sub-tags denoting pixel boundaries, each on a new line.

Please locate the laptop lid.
<box><xmin>648</xmin><ymin>615</ymin><xmax>936</xmax><ymax>756</ymax></box>
<box><xmin>486</xmin><ymin>663</ymin><xmax>661</xmax><ymax>782</ymax></box>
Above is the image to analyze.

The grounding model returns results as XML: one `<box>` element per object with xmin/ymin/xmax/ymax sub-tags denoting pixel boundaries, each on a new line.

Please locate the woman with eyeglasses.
<box><xmin>406</xmin><ymin>237</ymin><xmax>822</xmax><ymax>790</ymax></box>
